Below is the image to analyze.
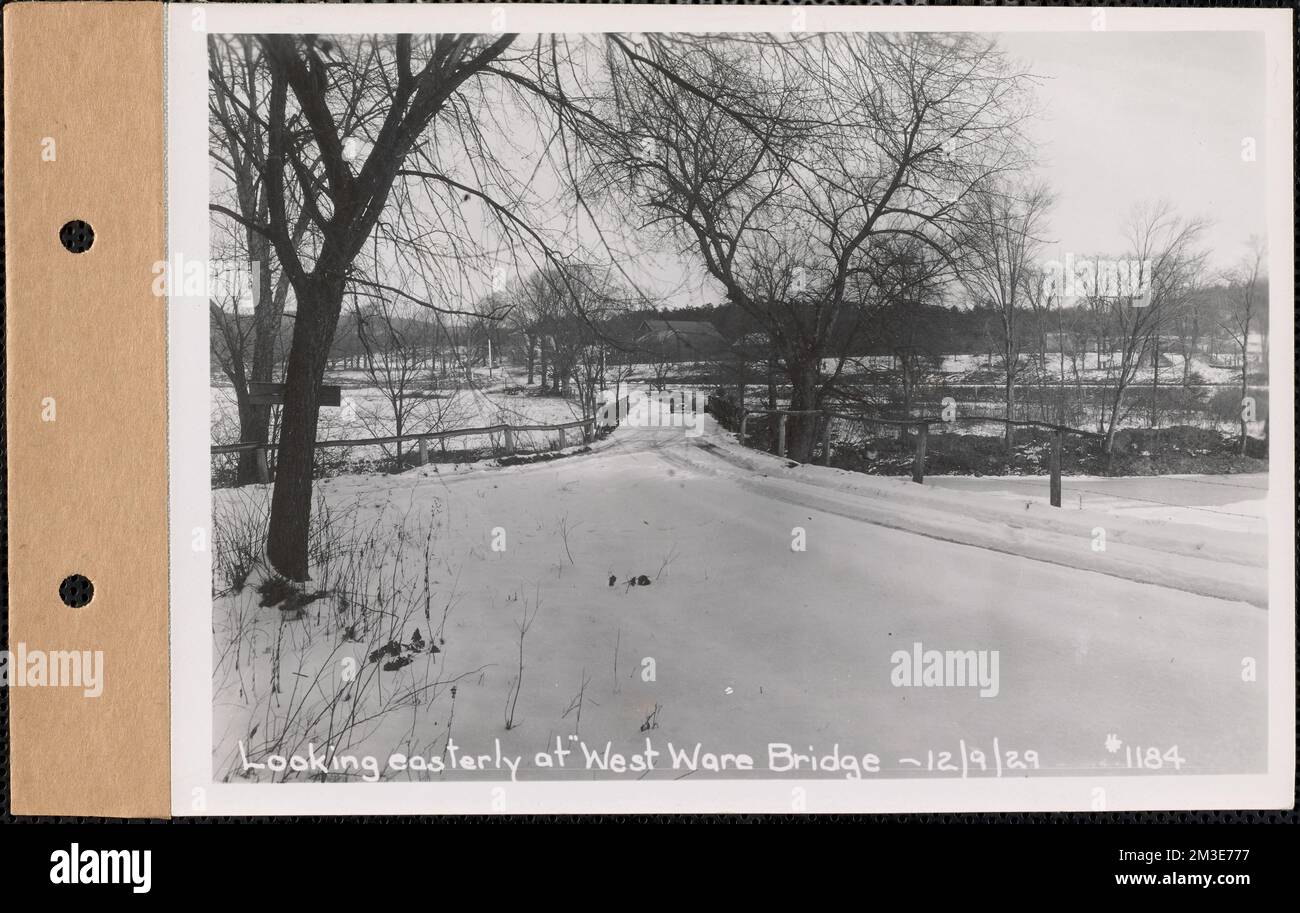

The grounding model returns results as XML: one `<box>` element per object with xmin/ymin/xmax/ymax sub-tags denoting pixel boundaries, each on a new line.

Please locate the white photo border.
<box><xmin>169</xmin><ymin>3</ymin><xmax>1295</xmax><ymax>816</ymax></box>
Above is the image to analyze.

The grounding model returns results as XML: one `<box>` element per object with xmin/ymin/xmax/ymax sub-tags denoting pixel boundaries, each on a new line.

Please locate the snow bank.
<box><xmin>679</xmin><ymin>417</ymin><xmax>1267</xmax><ymax>607</ymax></box>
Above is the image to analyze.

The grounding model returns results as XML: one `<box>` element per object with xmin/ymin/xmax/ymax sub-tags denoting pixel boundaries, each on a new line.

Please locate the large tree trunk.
<box><xmin>235</xmin><ymin>220</ymin><xmax>301</xmax><ymax>485</ymax></box>
<box><xmin>231</xmin><ymin>214</ymin><xmax>275</xmax><ymax>484</ymax></box>
<box><xmin>234</xmin><ymin>401</ymin><xmax>271</xmax><ymax>483</ymax></box>
<box><xmin>237</xmin><ymin>256</ymin><xmax>280</xmax><ymax>483</ymax></box>
<box><xmin>785</xmin><ymin>364</ymin><xmax>820</xmax><ymax>462</ymax></box>
<box><xmin>266</xmin><ymin>274</ymin><xmax>345</xmax><ymax>581</ymax></box>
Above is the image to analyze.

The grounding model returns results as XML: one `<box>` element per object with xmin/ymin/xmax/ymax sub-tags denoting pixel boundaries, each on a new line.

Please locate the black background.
<box><xmin>0</xmin><ymin>0</ymin><xmax>1294</xmax><ymax>896</ymax></box>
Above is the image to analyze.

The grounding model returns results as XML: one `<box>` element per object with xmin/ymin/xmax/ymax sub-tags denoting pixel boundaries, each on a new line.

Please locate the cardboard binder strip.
<box><xmin>5</xmin><ymin>1</ymin><xmax>169</xmax><ymax>816</ymax></box>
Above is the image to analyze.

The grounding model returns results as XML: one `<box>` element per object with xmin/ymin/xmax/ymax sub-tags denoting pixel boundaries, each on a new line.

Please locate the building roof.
<box><xmin>636</xmin><ymin>318</ymin><xmax>727</xmax><ymax>351</ymax></box>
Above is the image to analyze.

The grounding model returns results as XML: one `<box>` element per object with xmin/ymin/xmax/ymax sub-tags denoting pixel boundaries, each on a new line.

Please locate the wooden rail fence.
<box><xmin>214</xmin><ymin>385</ymin><xmax>703</xmax><ymax>485</ymax></box>
<box><xmin>212</xmin><ymin>417</ymin><xmax>596</xmax><ymax>483</ymax></box>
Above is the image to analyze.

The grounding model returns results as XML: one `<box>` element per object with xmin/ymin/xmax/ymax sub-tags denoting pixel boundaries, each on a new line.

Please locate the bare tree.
<box><xmin>209</xmin><ymin>217</ymin><xmax>260</xmax><ymax>448</ymax></box>
<box><xmin>847</xmin><ymin>237</ymin><xmax>947</xmax><ymax>434</ymax></box>
<box><xmin>209</xmin><ymin>35</ymin><xmax>308</xmax><ymax>483</ymax></box>
<box><xmin>505</xmin><ymin>277</ymin><xmax>550</xmax><ymax>386</ymax></box>
<box><xmin>957</xmin><ymin>180</ymin><xmax>1054</xmax><ymax>451</ymax></box>
<box><xmin>210</xmin><ymin>33</ymin><xmax>587</xmax><ymax>579</ymax></box>
<box><xmin>1219</xmin><ymin>238</ymin><xmax>1266</xmax><ymax>454</ymax></box>
<box><xmin>1094</xmin><ymin>202</ymin><xmax>1208</xmax><ymax>460</ymax></box>
<box><xmin>1022</xmin><ymin>263</ymin><xmax>1060</xmax><ymax>423</ymax></box>
<box><xmin>1169</xmin><ymin>280</ymin><xmax>1208</xmax><ymax>388</ymax></box>
<box><xmin>349</xmin><ymin>294</ymin><xmax>438</xmax><ymax>469</ymax></box>
<box><xmin>558</xmin><ymin>33</ymin><xmax>1034</xmax><ymax>460</ymax></box>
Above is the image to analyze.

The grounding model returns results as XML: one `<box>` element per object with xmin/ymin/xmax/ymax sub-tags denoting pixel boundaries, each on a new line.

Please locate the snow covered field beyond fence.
<box><xmin>211</xmin><ymin>367</ymin><xmax>592</xmax><ymax>474</ymax></box>
<box><xmin>213</xmin><ymin>402</ymin><xmax>1267</xmax><ymax>784</ymax></box>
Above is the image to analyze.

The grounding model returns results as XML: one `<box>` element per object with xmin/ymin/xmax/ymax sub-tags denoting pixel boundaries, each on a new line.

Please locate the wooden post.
<box><xmin>503</xmin><ymin>426</ymin><xmax>515</xmax><ymax>455</ymax></box>
<box><xmin>558</xmin><ymin>427</ymin><xmax>567</xmax><ymax>450</ymax></box>
<box><xmin>821</xmin><ymin>415</ymin><xmax>833</xmax><ymax>465</ymax></box>
<box><xmin>1049</xmin><ymin>428</ymin><xmax>1063</xmax><ymax>507</ymax></box>
<box><xmin>777</xmin><ymin>414</ymin><xmax>788</xmax><ymax>457</ymax></box>
<box><xmin>254</xmin><ymin>447</ymin><xmax>270</xmax><ymax>484</ymax></box>
<box><xmin>418</xmin><ymin>437</ymin><xmax>428</xmax><ymax>466</ymax></box>
<box><xmin>911</xmin><ymin>423</ymin><xmax>928</xmax><ymax>484</ymax></box>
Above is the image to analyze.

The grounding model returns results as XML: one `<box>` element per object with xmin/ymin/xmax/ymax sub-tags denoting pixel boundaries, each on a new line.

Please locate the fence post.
<box><xmin>670</xmin><ymin>395</ymin><xmax>676</xmax><ymax>414</ymax></box>
<box><xmin>254</xmin><ymin>447</ymin><xmax>270</xmax><ymax>484</ymax></box>
<box><xmin>911</xmin><ymin>422</ymin><xmax>928</xmax><ymax>484</ymax></box>
<box><xmin>1049</xmin><ymin>429</ymin><xmax>1063</xmax><ymax>507</ymax></box>
<box><xmin>821</xmin><ymin>415</ymin><xmax>833</xmax><ymax>465</ymax></box>
<box><xmin>418</xmin><ymin>437</ymin><xmax>428</xmax><ymax>467</ymax></box>
<box><xmin>692</xmin><ymin>391</ymin><xmax>698</xmax><ymax>413</ymax></box>
<box><xmin>777</xmin><ymin>414</ymin><xmax>788</xmax><ymax>458</ymax></box>
<box><xmin>503</xmin><ymin>426</ymin><xmax>515</xmax><ymax>455</ymax></box>
<box><xmin>558</xmin><ymin>427</ymin><xmax>567</xmax><ymax>450</ymax></box>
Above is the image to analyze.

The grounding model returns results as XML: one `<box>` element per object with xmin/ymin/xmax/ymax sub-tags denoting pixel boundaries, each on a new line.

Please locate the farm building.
<box><xmin>635</xmin><ymin>318</ymin><xmax>730</xmax><ymax>360</ymax></box>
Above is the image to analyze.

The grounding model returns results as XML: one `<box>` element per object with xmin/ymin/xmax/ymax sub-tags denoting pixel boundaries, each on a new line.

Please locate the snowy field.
<box><xmin>212</xmin><ymin>349</ymin><xmax>1266</xmax><ymax>460</ymax></box>
<box><xmin>213</xmin><ymin>398</ymin><xmax>1267</xmax><ymax>783</ymax></box>
<box><xmin>924</xmin><ymin>474</ymin><xmax>1268</xmax><ymax>536</ymax></box>
<box><xmin>823</xmin><ymin>351</ymin><xmax>1263</xmax><ymax>387</ymax></box>
<box><xmin>617</xmin><ymin>351</ymin><xmax>1262</xmax><ymax>388</ymax></box>
<box><xmin>211</xmin><ymin>366</ymin><xmax>591</xmax><ymax>465</ymax></box>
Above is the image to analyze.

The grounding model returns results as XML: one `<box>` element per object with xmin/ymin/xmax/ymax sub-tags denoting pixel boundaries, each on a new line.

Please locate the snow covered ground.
<box><xmin>211</xmin><ymin>366</ymin><xmax>590</xmax><ymax>462</ymax></box>
<box><xmin>824</xmin><ymin>351</ymin><xmax>1261</xmax><ymax>387</ymax></box>
<box><xmin>213</xmin><ymin>396</ymin><xmax>1267</xmax><ymax>784</ymax></box>
<box><xmin>924</xmin><ymin>474</ymin><xmax>1268</xmax><ymax>536</ymax></box>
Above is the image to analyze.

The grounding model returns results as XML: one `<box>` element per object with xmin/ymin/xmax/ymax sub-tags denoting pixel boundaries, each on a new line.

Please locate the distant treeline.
<box><xmin>222</xmin><ymin>282</ymin><xmax>1261</xmax><ymax>375</ymax></box>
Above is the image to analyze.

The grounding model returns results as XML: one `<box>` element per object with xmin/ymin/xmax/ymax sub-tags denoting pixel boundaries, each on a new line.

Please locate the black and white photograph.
<box><xmin>168</xmin><ymin>3</ymin><xmax>1292</xmax><ymax>814</ymax></box>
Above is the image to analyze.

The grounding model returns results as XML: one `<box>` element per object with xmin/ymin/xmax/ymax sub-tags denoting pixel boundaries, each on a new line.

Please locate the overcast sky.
<box><xmin>999</xmin><ymin>30</ymin><xmax>1267</xmax><ymax>275</ymax></box>
<box><xmin>620</xmin><ymin>29</ymin><xmax>1269</xmax><ymax>310</ymax></box>
<box><xmin>213</xmin><ymin>30</ymin><xmax>1270</xmax><ymax>315</ymax></box>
